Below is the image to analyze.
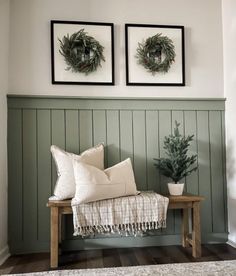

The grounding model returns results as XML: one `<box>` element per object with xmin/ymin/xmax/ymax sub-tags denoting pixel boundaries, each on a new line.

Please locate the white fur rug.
<box><xmin>4</xmin><ymin>260</ymin><xmax>236</xmax><ymax>276</ymax></box>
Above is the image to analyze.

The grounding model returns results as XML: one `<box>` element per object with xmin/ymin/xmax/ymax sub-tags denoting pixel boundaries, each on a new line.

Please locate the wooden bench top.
<box><xmin>47</xmin><ymin>193</ymin><xmax>204</xmax><ymax>207</ymax></box>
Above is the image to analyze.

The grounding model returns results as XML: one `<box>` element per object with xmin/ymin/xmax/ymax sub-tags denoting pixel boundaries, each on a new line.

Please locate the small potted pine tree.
<box><xmin>154</xmin><ymin>121</ymin><xmax>197</xmax><ymax>196</ymax></box>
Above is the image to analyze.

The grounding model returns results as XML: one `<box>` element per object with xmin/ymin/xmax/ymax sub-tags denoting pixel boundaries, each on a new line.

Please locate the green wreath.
<box><xmin>136</xmin><ymin>33</ymin><xmax>176</xmax><ymax>74</ymax></box>
<box><xmin>58</xmin><ymin>29</ymin><xmax>105</xmax><ymax>75</ymax></box>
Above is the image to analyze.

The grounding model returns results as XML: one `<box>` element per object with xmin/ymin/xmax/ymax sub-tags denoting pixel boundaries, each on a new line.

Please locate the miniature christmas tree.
<box><xmin>154</xmin><ymin>121</ymin><xmax>197</xmax><ymax>183</ymax></box>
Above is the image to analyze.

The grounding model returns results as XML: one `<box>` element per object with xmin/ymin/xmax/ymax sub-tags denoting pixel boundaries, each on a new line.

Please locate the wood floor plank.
<box><xmin>150</xmin><ymin>246</ymin><xmax>176</xmax><ymax>264</ymax></box>
<box><xmin>133</xmin><ymin>247</ymin><xmax>156</xmax><ymax>265</ymax></box>
<box><xmin>147</xmin><ymin>246</ymin><xmax>169</xmax><ymax>260</ymax></box>
<box><xmin>24</xmin><ymin>253</ymin><xmax>50</xmax><ymax>273</ymax></box>
<box><xmin>9</xmin><ymin>253</ymin><xmax>48</xmax><ymax>274</ymax></box>
<box><xmin>118</xmin><ymin>248</ymin><xmax>139</xmax><ymax>267</ymax></box>
<box><xmin>61</xmin><ymin>250</ymin><xmax>87</xmax><ymax>269</ymax></box>
<box><xmin>0</xmin><ymin>255</ymin><xmax>21</xmax><ymax>275</ymax></box>
<box><xmin>178</xmin><ymin>244</ymin><xmax>221</xmax><ymax>262</ymax></box>
<box><xmin>159</xmin><ymin>245</ymin><xmax>191</xmax><ymax>263</ymax></box>
<box><xmin>204</xmin><ymin>244</ymin><xmax>236</xmax><ymax>260</ymax></box>
<box><xmin>103</xmin><ymin>249</ymin><xmax>121</xmax><ymax>268</ymax></box>
<box><xmin>86</xmin><ymin>249</ymin><xmax>103</xmax><ymax>268</ymax></box>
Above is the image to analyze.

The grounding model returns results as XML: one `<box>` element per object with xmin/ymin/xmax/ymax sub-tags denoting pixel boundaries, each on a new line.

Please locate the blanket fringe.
<box><xmin>73</xmin><ymin>220</ymin><xmax>167</xmax><ymax>237</ymax></box>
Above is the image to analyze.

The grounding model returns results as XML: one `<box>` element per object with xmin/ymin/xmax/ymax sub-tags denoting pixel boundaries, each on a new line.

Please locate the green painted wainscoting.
<box><xmin>7</xmin><ymin>96</ymin><xmax>228</xmax><ymax>254</ymax></box>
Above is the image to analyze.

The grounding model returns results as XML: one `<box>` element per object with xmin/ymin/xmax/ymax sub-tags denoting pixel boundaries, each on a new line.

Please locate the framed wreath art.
<box><xmin>51</xmin><ymin>21</ymin><xmax>114</xmax><ymax>85</ymax></box>
<box><xmin>125</xmin><ymin>24</ymin><xmax>185</xmax><ymax>86</ymax></box>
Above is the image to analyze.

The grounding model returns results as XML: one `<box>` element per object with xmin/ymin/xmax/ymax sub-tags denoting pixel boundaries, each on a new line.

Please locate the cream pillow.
<box><xmin>72</xmin><ymin>158</ymin><xmax>139</xmax><ymax>205</ymax></box>
<box><xmin>50</xmin><ymin>144</ymin><xmax>104</xmax><ymax>200</ymax></box>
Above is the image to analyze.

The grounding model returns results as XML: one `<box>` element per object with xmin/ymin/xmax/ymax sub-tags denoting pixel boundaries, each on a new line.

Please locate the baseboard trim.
<box><xmin>62</xmin><ymin>232</ymin><xmax>228</xmax><ymax>251</ymax></box>
<box><xmin>227</xmin><ymin>239</ymin><xmax>236</xmax><ymax>248</ymax></box>
<box><xmin>0</xmin><ymin>245</ymin><xmax>10</xmax><ymax>265</ymax></box>
<box><xmin>9</xmin><ymin>233</ymin><xmax>228</xmax><ymax>254</ymax></box>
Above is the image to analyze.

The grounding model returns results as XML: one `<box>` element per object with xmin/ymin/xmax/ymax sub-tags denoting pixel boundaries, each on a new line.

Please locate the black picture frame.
<box><xmin>51</xmin><ymin>20</ymin><xmax>114</xmax><ymax>85</ymax></box>
<box><xmin>125</xmin><ymin>24</ymin><xmax>185</xmax><ymax>86</ymax></box>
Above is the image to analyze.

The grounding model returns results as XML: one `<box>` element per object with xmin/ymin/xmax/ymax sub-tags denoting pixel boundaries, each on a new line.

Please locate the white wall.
<box><xmin>8</xmin><ymin>0</ymin><xmax>224</xmax><ymax>98</ymax></box>
<box><xmin>222</xmin><ymin>0</ymin><xmax>236</xmax><ymax>246</ymax></box>
<box><xmin>0</xmin><ymin>0</ymin><xmax>10</xmax><ymax>265</ymax></box>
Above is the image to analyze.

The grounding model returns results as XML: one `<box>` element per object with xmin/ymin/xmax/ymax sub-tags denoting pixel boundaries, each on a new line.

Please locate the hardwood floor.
<box><xmin>1</xmin><ymin>244</ymin><xmax>236</xmax><ymax>274</ymax></box>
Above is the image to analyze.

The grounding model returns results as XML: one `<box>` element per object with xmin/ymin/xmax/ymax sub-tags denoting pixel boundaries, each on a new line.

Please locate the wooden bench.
<box><xmin>47</xmin><ymin>193</ymin><xmax>204</xmax><ymax>268</ymax></box>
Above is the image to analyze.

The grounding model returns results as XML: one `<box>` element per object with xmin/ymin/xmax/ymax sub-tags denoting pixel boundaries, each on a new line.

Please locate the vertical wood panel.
<box><xmin>146</xmin><ymin>111</ymin><xmax>159</xmax><ymax>192</ymax></box>
<box><xmin>120</xmin><ymin>111</ymin><xmax>133</xmax><ymax>164</ymax></box>
<box><xmin>79</xmin><ymin>110</ymin><xmax>93</xmax><ymax>152</ymax></box>
<box><xmin>106</xmin><ymin>110</ymin><xmax>120</xmax><ymax>167</ymax></box>
<box><xmin>171</xmin><ymin>111</ymin><xmax>184</xmax><ymax>234</ymax></box>
<box><xmin>51</xmin><ymin>110</ymin><xmax>67</xmax><ymax>246</ymax></box>
<box><xmin>171</xmin><ymin>111</ymin><xmax>184</xmax><ymax>134</ymax></box>
<box><xmin>184</xmin><ymin>111</ymin><xmax>199</xmax><ymax>195</ymax></box>
<box><xmin>159</xmin><ymin>111</ymin><xmax>174</xmax><ymax>234</ymax></box>
<box><xmin>22</xmin><ymin>109</ymin><xmax>37</xmax><ymax>242</ymax></box>
<box><xmin>93</xmin><ymin>110</ymin><xmax>107</xmax><ymax>146</ymax></box>
<box><xmin>8</xmin><ymin>109</ymin><xmax>23</xmax><ymax>244</ymax></box>
<box><xmin>197</xmin><ymin>111</ymin><xmax>212</xmax><ymax>233</ymax></box>
<box><xmin>133</xmin><ymin>111</ymin><xmax>147</xmax><ymax>190</ymax></box>
<box><xmin>209</xmin><ymin>111</ymin><xmax>225</xmax><ymax>233</ymax></box>
<box><xmin>51</xmin><ymin>110</ymin><xmax>66</xmax><ymax>249</ymax></box>
<box><xmin>65</xmin><ymin>110</ymin><xmax>80</xmax><ymax>240</ymax></box>
<box><xmin>65</xmin><ymin>110</ymin><xmax>79</xmax><ymax>153</ymax></box>
<box><xmin>51</xmin><ymin>110</ymin><xmax>65</xmax><ymax>191</ymax></box>
<box><xmin>37</xmin><ymin>110</ymin><xmax>51</xmax><ymax>241</ymax></box>
<box><xmin>221</xmin><ymin>111</ymin><xmax>228</xmax><ymax>232</ymax></box>
<box><xmin>171</xmin><ymin>110</ymin><xmax>184</xmax><ymax>178</ymax></box>
<box><xmin>159</xmin><ymin>111</ymin><xmax>172</xmax><ymax>194</ymax></box>
<box><xmin>93</xmin><ymin>110</ymin><xmax>107</xmax><ymax>168</ymax></box>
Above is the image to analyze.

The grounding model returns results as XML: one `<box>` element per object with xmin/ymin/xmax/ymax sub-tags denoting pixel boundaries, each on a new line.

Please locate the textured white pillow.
<box><xmin>72</xmin><ymin>158</ymin><xmax>139</xmax><ymax>204</ymax></box>
<box><xmin>50</xmin><ymin>144</ymin><xmax>104</xmax><ymax>200</ymax></box>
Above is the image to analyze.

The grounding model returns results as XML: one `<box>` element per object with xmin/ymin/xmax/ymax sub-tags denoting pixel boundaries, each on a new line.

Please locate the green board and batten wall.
<box><xmin>7</xmin><ymin>96</ymin><xmax>228</xmax><ymax>254</ymax></box>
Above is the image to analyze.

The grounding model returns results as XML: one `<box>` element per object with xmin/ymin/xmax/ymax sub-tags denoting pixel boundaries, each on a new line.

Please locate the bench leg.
<box><xmin>59</xmin><ymin>213</ymin><xmax>62</xmax><ymax>244</ymax></box>
<box><xmin>181</xmin><ymin>208</ymin><xmax>190</xmax><ymax>248</ymax></box>
<box><xmin>192</xmin><ymin>202</ymin><xmax>201</xmax><ymax>257</ymax></box>
<box><xmin>50</xmin><ymin>207</ymin><xmax>59</xmax><ymax>268</ymax></box>
<box><xmin>58</xmin><ymin>213</ymin><xmax>62</xmax><ymax>255</ymax></box>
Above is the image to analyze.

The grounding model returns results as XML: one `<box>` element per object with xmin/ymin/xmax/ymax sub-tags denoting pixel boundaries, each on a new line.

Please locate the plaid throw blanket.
<box><xmin>72</xmin><ymin>191</ymin><xmax>169</xmax><ymax>237</ymax></box>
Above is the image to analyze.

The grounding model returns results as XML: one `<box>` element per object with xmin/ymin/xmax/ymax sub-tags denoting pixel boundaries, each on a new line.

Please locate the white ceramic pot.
<box><xmin>168</xmin><ymin>183</ymin><xmax>184</xmax><ymax>196</ymax></box>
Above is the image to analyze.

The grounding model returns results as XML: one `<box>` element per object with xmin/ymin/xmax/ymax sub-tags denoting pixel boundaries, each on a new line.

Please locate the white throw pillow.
<box><xmin>50</xmin><ymin>144</ymin><xmax>104</xmax><ymax>200</ymax></box>
<box><xmin>72</xmin><ymin>158</ymin><xmax>139</xmax><ymax>204</ymax></box>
